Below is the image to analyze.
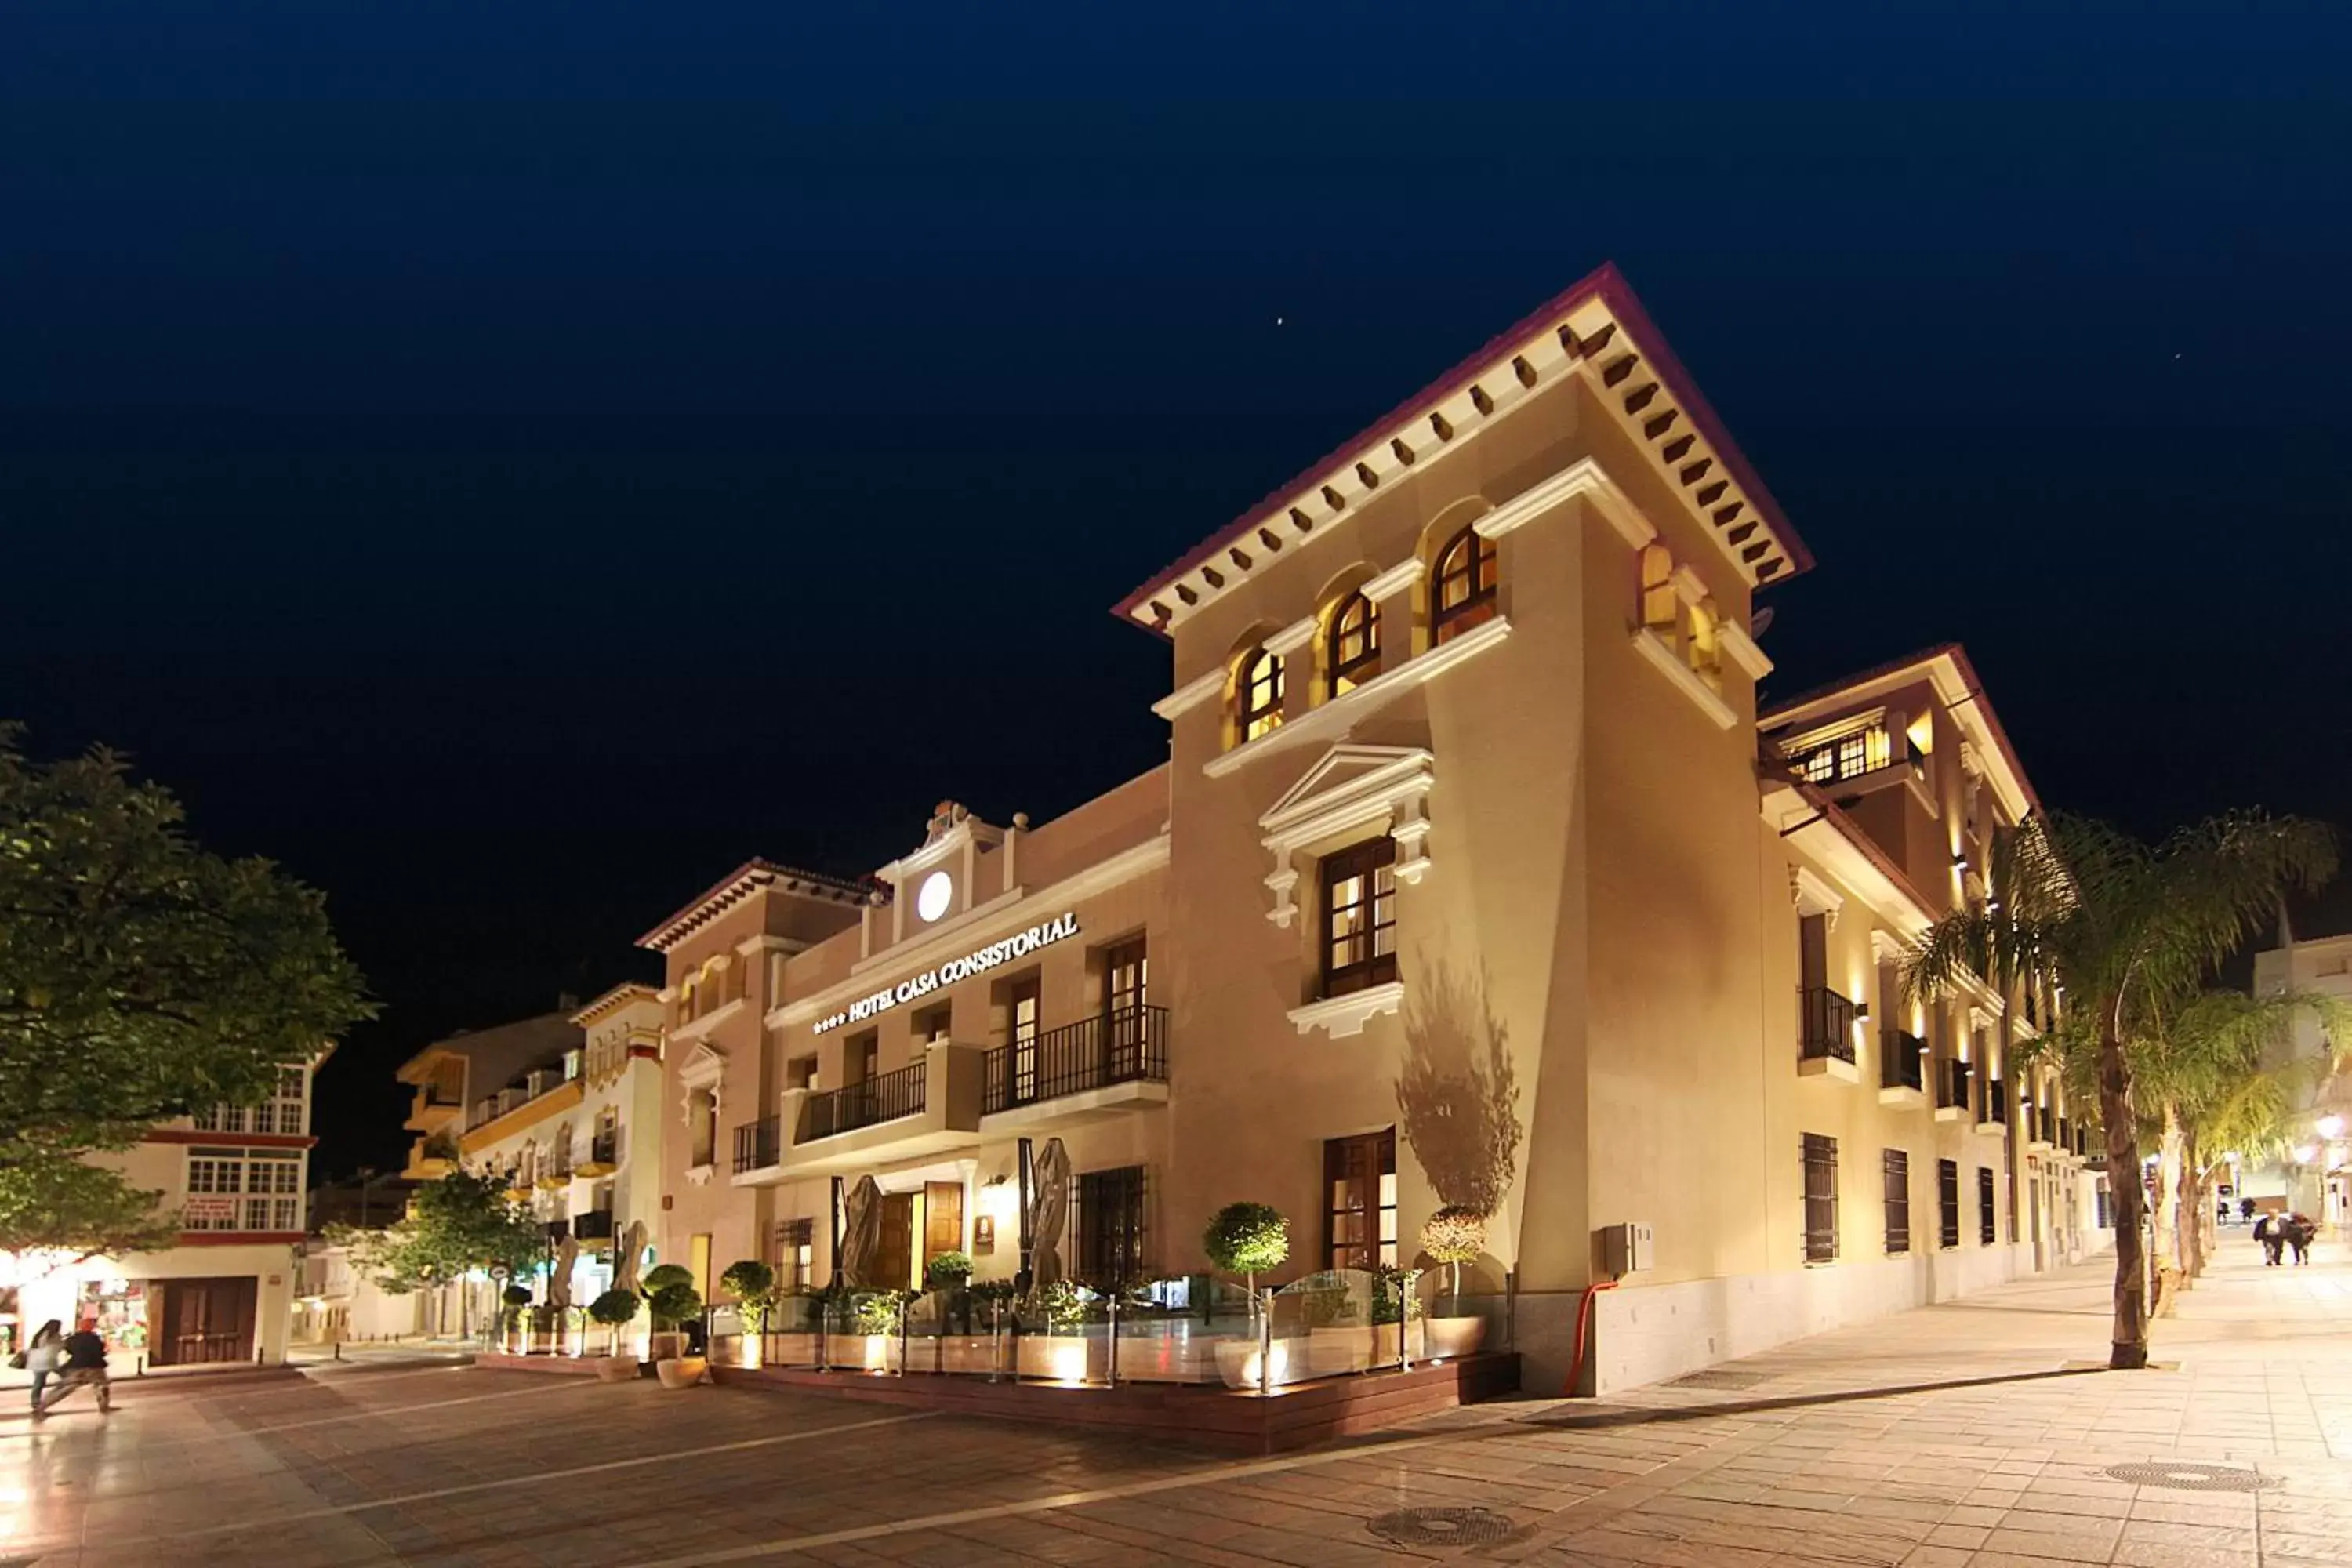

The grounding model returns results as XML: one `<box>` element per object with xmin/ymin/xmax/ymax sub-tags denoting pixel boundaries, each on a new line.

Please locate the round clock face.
<box><xmin>916</xmin><ymin>870</ymin><xmax>953</xmax><ymax>923</ymax></box>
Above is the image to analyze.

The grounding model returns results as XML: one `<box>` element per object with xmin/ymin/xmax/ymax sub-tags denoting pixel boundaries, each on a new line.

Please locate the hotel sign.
<box><xmin>813</xmin><ymin>913</ymin><xmax>1080</xmax><ymax>1034</ymax></box>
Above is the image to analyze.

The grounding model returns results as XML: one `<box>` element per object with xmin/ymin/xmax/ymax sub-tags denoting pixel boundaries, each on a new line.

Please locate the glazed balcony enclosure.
<box><xmin>733</xmin><ymin>1009</ymin><xmax>1171</xmax><ymax>1185</ymax></box>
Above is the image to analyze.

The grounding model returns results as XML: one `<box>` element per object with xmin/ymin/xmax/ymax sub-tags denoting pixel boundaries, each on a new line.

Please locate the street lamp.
<box><xmin>2318</xmin><ymin>1114</ymin><xmax>2346</xmax><ymax>1141</ymax></box>
<box><xmin>2294</xmin><ymin>1145</ymin><xmax>2319</xmax><ymax>1166</ymax></box>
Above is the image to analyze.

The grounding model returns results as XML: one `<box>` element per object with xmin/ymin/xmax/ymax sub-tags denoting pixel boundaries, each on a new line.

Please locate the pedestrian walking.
<box><xmin>2240</xmin><ymin>1196</ymin><xmax>2257</xmax><ymax>1224</ymax></box>
<box><xmin>2255</xmin><ymin>1212</ymin><xmax>2284</xmax><ymax>1266</ymax></box>
<box><xmin>34</xmin><ymin>1319</ymin><xmax>112</xmax><ymax>1417</ymax></box>
<box><xmin>2285</xmin><ymin>1213</ymin><xmax>2315</xmax><ymax>1266</ymax></box>
<box><xmin>12</xmin><ymin>1320</ymin><xmax>63</xmax><ymax>1414</ymax></box>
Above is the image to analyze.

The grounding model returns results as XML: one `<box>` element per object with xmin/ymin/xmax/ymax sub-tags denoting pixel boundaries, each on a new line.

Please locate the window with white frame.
<box><xmin>185</xmin><ymin>1149</ymin><xmax>302</xmax><ymax>1232</ymax></box>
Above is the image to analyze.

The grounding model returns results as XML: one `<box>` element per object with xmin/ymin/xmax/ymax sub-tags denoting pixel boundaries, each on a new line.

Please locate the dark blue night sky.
<box><xmin>6</xmin><ymin>4</ymin><xmax>2350</xmax><ymax>1168</ymax></box>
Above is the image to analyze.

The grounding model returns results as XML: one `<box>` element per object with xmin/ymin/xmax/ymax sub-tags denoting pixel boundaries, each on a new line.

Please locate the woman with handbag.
<box><xmin>19</xmin><ymin>1321</ymin><xmax>63</xmax><ymax>1414</ymax></box>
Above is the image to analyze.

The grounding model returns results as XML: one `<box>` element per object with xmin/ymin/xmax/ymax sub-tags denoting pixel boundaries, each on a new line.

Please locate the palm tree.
<box><xmin>1906</xmin><ymin>811</ymin><xmax>2333</xmax><ymax>1370</ymax></box>
<box><xmin>2148</xmin><ymin>989</ymin><xmax>2350</xmax><ymax>1281</ymax></box>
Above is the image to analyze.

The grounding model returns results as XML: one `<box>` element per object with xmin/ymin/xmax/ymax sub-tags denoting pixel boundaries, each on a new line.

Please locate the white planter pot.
<box><xmin>655</xmin><ymin>1356</ymin><xmax>706</xmax><ymax>1389</ymax></box>
<box><xmin>596</xmin><ymin>1355</ymin><xmax>640</xmax><ymax>1383</ymax></box>
<box><xmin>1421</xmin><ymin>1316</ymin><xmax>1484</xmax><ymax>1360</ymax></box>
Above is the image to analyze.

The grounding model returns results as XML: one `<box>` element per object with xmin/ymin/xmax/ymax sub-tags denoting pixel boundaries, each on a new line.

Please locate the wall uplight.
<box><xmin>2318</xmin><ymin>1114</ymin><xmax>2346</xmax><ymax>1141</ymax></box>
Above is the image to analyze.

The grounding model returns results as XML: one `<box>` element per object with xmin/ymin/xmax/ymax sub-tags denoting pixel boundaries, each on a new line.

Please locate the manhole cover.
<box><xmin>1664</xmin><ymin>1369</ymin><xmax>1769</xmax><ymax>1391</ymax></box>
<box><xmin>1367</xmin><ymin>1507</ymin><xmax>1516</xmax><ymax>1547</ymax></box>
<box><xmin>2103</xmin><ymin>1462</ymin><xmax>2276</xmax><ymax>1493</ymax></box>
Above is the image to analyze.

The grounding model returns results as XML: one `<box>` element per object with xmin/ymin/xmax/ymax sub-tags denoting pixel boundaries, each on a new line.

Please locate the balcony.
<box><xmin>982</xmin><ymin>1007</ymin><xmax>1171</xmax><ymax>1126</ymax></box>
<box><xmin>1877</xmin><ymin>1029</ymin><xmax>1926</xmax><ymax>1105</ymax></box>
<box><xmin>806</xmin><ymin>1062</ymin><xmax>927</xmax><ymax>1140</ymax></box>
<box><xmin>737</xmin><ymin>1043</ymin><xmax>987</xmax><ymax>1185</ymax></box>
<box><xmin>544</xmin><ymin>1218</ymin><xmax>571</xmax><ymax>1243</ymax></box>
<box><xmin>1785</xmin><ymin>721</ymin><xmax>1926</xmax><ymax>796</ymax></box>
<box><xmin>2029</xmin><ymin>1105</ymin><xmax>2056</xmax><ymax>1151</ymax></box>
<box><xmin>1797</xmin><ymin>986</ymin><xmax>1860</xmax><ymax>1082</ymax></box>
<box><xmin>732</xmin><ymin>1116</ymin><xmax>780</xmax><ymax>1175</ymax></box>
<box><xmin>1978</xmin><ymin>1077</ymin><xmax>2009</xmax><ymax>1134</ymax></box>
<box><xmin>572</xmin><ymin>1209</ymin><xmax>615</xmax><ymax>1242</ymax></box>
<box><xmin>1936</xmin><ymin>1058</ymin><xmax>1972</xmax><ymax>1123</ymax></box>
<box><xmin>577</xmin><ymin>1130</ymin><xmax>619</xmax><ymax>1177</ymax></box>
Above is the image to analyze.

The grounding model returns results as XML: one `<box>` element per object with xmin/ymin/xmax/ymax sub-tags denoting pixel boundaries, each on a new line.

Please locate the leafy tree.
<box><xmin>588</xmin><ymin>1287</ymin><xmax>641</xmax><ymax>1356</ymax></box>
<box><xmin>339</xmin><ymin>1168</ymin><xmax>544</xmax><ymax>1337</ymax></box>
<box><xmin>720</xmin><ymin>1258</ymin><xmax>775</xmax><ymax>1333</ymax></box>
<box><xmin>0</xmin><ymin>726</ymin><xmax>372</xmax><ymax>1252</ymax></box>
<box><xmin>1203</xmin><ymin>1201</ymin><xmax>1290</xmax><ymax>1298</ymax></box>
<box><xmin>0</xmin><ymin>1158</ymin><xmax>178</xmax><ymax>1261</ymax></box>
<box><xmin>1908</xmin><ymin>810</ymin><xmax>2334</xmax><ymax>1369</ymax></box>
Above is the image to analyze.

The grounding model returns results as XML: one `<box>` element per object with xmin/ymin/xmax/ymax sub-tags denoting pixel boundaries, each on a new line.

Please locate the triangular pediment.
<box><xmin>1259</xmin><ymin>744</ymin><xmax>1434</xmax><ymax>846</ymax></box>
<box><xmin>677</xmin><ymin>1040</ymin><xmax>727</xmax><ymax>1087</ymax></box>
<box><xmin>1270</xmin><ymin>747</ymin><xmax>1430</xmax><ymax>832</ymax></box>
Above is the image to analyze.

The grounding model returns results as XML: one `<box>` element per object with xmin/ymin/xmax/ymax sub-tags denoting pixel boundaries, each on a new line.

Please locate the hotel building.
<box><xmin>623</xmin><ymin>263</ymin><xmax>2106</xmax><ymax>1393</ymax></box>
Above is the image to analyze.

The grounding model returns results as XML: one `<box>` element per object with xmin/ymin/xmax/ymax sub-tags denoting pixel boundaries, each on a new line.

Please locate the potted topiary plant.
<box><xmin>849</xmin><ymin>1290</ymin><xmax>916</xmax><ymax>1373</ymax></box>
<box><xmin>1418</xmin><ymin>1207</ymin><xmax>1488</xmax><ymax>1359</ymax></box>
<box><xmin>648</xmin><ymin>1279</ymin><xmax>706</xmax><ymax>1388</ymax></box>
<box><xmin>640</xmin><ymin>1264</ymin><xmax>695</xmax><ymax>1362</ymax></box>
<box><xmin>920</xmin><ymin>1250</ymin><xmax>978</xmax><ymax>1370</ymax></box>
<box><xmin>718</xmin><ymin>1259</ymin><xmax>775</xmax><ymax>1367</ymax></box>
<box><xmin>589</xmin><ymin>1288</ymin><xmax>641</xmax><ymax>1380</ymax></box>
<box><xmin>1203</xmin><ymin>1201</ymin><xmax>1288</xmax><ymax>1388</ymax></box>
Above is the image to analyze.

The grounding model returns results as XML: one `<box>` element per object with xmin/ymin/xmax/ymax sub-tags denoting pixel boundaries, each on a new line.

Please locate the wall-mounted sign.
<box><xmin>183</xmin><ymin>1197</ymin><xmax>237</xmax><ymax>1225</ymax></box>
<box><xmin>815</xmin><ymin>913</ymin><xmax>1080</xmax><ymax>1034</ymax></box>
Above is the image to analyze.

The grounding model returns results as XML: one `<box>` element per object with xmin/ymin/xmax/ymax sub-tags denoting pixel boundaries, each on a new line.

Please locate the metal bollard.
<box><xmin>1257</xmin><ymin>1287</ymin><xmax>1273</xmax><ymax>1398</ymax></box>
<box><xmin>1105</xmin><ymin>1292</ymin><xmax>1119</xmax><ymax>1390</ymax></box>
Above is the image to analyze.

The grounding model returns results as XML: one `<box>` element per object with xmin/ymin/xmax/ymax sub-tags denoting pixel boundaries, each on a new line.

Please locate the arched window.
<box><xmin>1327</xmin><ymin>592</ymin><xmax>1380</xmax><ymax>697</ymax></box>
<box><xmin>1235</xmin><ymin>646</ymin><xmax>1285</xmax><ymax>743</ymax></box>
<box><xmin>1429</xmin><ymin>525</ymin><xmax>1498</xmax><ymax>645</ymax></box>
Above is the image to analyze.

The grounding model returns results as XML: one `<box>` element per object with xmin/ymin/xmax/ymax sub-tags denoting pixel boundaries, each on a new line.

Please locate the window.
<box><xmin>911</xmin><ymin>1004</ymin><xmax>952</xmax><ymax>1047</ymax></box>
<box><xmin>1685</xmin><ymin>598</ymin><xmax>1722</xmax><ymax>691</ymax></box>
<box><xmin>1640</xmin><ymin>544</ymin><xmax>1679</xmax><ymax>638</ymax></box>
<box><xmin>1236</xmin><ymin>646</ymin><xmax>1285</xmax><ymax>743</ymax></box>
<box><xmin>1430</xmin><ymin>525</ymin><xmax>1498</xmax><ymax>645</ymax></box>
<box><xmin>1882</xmin><ymin>1149</ymin><xmax>1911</xmax><ymax>1255</ymax></box>
<box><xmin>2093</xmin><ymin>1178</ymin><xmax>2111</xmax><ymax>1230</ymax></box>
<box><xmin>1977</xmin><ymin>1165</ymin><xmax>1998</xmax><ymax>1246</ymax></box>
<box><xmin>774</xmin><ymin>1218</ymin><xmax>814</xmax><ymax>1292</ymax></box>
<box><xmin>1324</xmin><ymin>1130</ymin><xmax>1397</xmax><ymax>1270</ymax></box>
<box><xmin>785</xmin><ymin>1054</ymin><xmax>818</xmax><ymax>1092</ymax></box>
<box><xmin>1802</xmin><ymin>1133</ymin><xmax>1838</xmax><ymax>1262</ymax></box>
<box><xmin>688</xmin><ymin>1087</ymin><xmax>717</xmax><ymax>1168</ymax></box>
<box><xmin>1004</xmin><ymin>978</ymin><xmax>1041</xmax><ymax>1105</ymax></box>
<box><xmin>187</xmin><ymin>1150</ymin><xmax>299</xmax><ymax>1232</ymax></box>
<box><xmin>1938</xmin><ymin>1159</ymin><xmax>1961</xmax><ymax>1248</ymax></box>
<box><xmin>1320</xmin><ymin>837</ymin><xmax>1398</xmax><ymax>998</ymax></box>
<box><xmin>1327</xmin><ymin>591</ymin><xmax>1380</xmax><ymax>695</ymax></box>
<box><xmin>1103</xmin><ymin>938</ymin><xmax>1149</xmax><ymax>1069</ymax></box>
<box><xmin>1076</xmin><ymin>1165</ymin><xmax>1148</xmax><ymax>1288</ymax></box>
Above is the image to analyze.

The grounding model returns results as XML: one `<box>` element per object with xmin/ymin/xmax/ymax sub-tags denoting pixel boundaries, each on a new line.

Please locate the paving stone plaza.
<box><xmin>5</xmin><ymin>1244</ymin><xmax>2347</xmax><ymax>1566</ymax></box>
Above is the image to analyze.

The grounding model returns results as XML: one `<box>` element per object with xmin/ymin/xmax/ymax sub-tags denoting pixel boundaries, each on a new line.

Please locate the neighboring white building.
<box><xmin>293</xmin><ymin>1236</ymin><xmax>423</xmax><ymax>1345</ymax></box>
<box><xmin>2251</xmin><ymin>929</ymin><xmax>2352</xmax><ymax>1228</ymax></box>
<box><xmin>449</xmin><ymin>985</ymin><xmax>666</xmax><ymax>1330</ymax></box>
<box><xmin>0</xmin><ymin>1057</ymin><xmax>324</xmax><ymax>1369</ymax></box>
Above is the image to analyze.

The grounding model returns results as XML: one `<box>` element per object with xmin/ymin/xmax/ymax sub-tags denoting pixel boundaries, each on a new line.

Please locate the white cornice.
<box><xmin>1719</xmin><ymin>622</ymin><xmax>1773</xmax><ymax>681</ymax></box>
<box><xmin>1152</xmin><ymin>666</ymin><xmax>1228</xmax><ymax>722</ymax></box>
<box><xmin>1288</xmin><ymin>981</ymin><xmax>1406</xmax><ymax>1040</ymax></box>
<box><xmin>768</xmin><ymin>835</ymin><xmax>1170</xmax><ymax>1029</ymax></box>
<box><xmin>736</xmin><ymin>934</ymin><xmax>809</xmax><ymax>959</ymax></box>
<box><xmin>1472</xmin><ymin>456</ymin><xmax>1655</xmax><ymax>551</ymax></box>
<box><xmin>1362</xmin><ymin>559</ymin><xmax>1422</xmax><ymax>601</ymax></box>
<box><xmin>1203</xmin><ymin>615</ymin><xmax>1512</xmax><ymax>779</ymax></box>
<box><xmin>667</xmin><ymin>998</ymin><xmax>744</xmax><ymax>1046</ymax></box>
<box><xmin>1631</xmin><ymin>629</ymin><xmax>1738</xmax><ymax>731</ymax></box>
<box><xmin>1265</xmin><ymin>615</ymin><xmax>1319</xmax><ymax>657</ymax></box>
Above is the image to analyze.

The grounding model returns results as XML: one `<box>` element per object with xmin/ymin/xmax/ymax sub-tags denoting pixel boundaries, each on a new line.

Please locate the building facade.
<box><xmin>452</xmin><ymin>985</ymin><xmax>669</xmax><ymax>1318</ymax></box>
<box><xmin>599</xmin><ymin>263</ymin><xmax>2110</xmax><ymax>1394</ymax></box>
<box><xmin>1</xmin><ymin>1059</ymin><xmax>321</xmax><ymax>1369</ymax></box>
<box><xmin>2250</xmin><ymin>929</ymin><xmax>2352</xmax><ymax>1227</ymax></box>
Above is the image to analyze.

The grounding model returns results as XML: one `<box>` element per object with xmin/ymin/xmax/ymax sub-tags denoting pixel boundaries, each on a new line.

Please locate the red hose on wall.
<box><xmin>1563</xmin><ymin>1279</ymin><xmax>1619</xmax><ymax>1397</ymax></box>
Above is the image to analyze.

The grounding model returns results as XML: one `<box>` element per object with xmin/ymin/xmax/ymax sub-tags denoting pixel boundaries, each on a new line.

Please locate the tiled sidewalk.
<box><xmin>3</xmin><ymin>1240</ymin><xmax>2346</xmax><ymax>1566</ymax></box>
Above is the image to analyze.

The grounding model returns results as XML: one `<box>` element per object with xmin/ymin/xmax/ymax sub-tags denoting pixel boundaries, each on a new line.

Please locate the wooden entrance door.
<box><xmin>156</xmin><ymin>1276</ymin><xmax>257</xmax><ymax>1367</ymax></box>
<box><xmin>877</xmin><ymin>1193</ymin><xmax>915</xmax><ymax>1290</ymax></box>
<box><xmin>923</xmin><ymin>1181</ymin><xmax>964</xmax><ymax>1272</ymax></box>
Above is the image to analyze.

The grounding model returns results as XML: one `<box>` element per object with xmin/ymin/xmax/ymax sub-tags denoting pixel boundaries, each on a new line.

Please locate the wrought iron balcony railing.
<box><xmin>983</xmin><ymin>1007</ymin><xmax>1169</xmax><ymax>1114</ymax></box>
<box><xmin>800</xmin><ymin>1062</ymin><xmax>927</xmax><ymax>1142</ymax></box>
<box><xmin>1798</xmin><ymin>986</ymin><xmax>1859</xmax><ymax>1065</ymax></box>
<box><xmin>1879</xmin><ymin>1030</ymin><xmax>1926</xmax><ymax>1092</ymax></box>
<box><xmin>732</xmin><ymin>1116</ymin><xmax>780</xmax><ymax>1174</ymax></box>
